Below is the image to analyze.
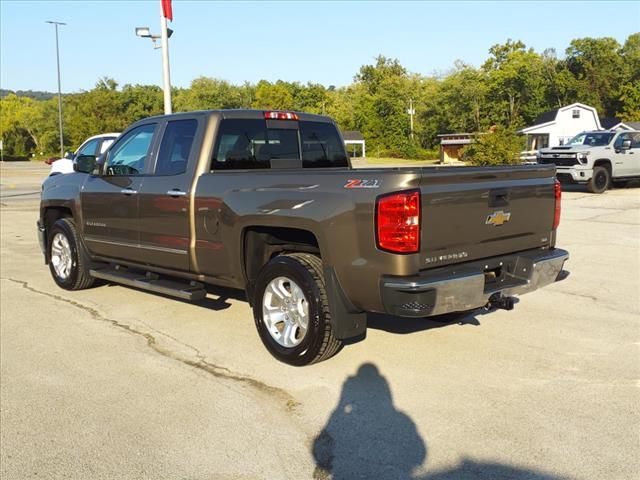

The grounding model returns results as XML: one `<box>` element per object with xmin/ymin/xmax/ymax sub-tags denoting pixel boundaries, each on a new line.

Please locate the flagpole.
<box><xmin>160</xmin><ymin>2</ymin><xmax>172</xmax><ymax>114</ymax></box>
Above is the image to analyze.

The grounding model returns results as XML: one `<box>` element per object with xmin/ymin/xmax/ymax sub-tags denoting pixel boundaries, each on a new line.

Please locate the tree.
<box><xmin>461</xmin><ymin>127</ymin><xmax>523</xmax><ymax>166</ymax></box>
<box><xmin>565</xmin><ymin>37</ymin><xmax>625</xmax><ymax>115</ymax></box>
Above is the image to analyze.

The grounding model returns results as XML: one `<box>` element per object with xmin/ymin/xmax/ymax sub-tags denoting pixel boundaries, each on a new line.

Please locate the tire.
<box><xmin>47</xmin><ymin>217</ymin><xmax>96</xmax><ymax>290</ymax></box>
<box><xmin>253</xmin><ymin>253</ymin><xmax>342</xmax><ymax>366</ymax></box>
<box><xmin>587</xmin><ymin>166</ymin><xmax>610</xmax><ymax>193</ymax></box>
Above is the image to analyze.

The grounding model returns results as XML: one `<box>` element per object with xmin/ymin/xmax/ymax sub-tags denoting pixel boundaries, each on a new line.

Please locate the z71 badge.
<box><xmin>344</xmin><ymin>179</ymin><xmax>381</xmax><ymax>189</ymax></box>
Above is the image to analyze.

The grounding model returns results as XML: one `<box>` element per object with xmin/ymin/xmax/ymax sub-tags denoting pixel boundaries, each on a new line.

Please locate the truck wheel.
<box><xmin>587</xmin><ymin>166</ymin><xmax>610</xmax><ymax>193</ymax></box>
<box><xmin>253</xmin><ymin>253</ymin><xmax>342</xmax><ymax>366</ymax></box>
<box><xmin>48</xmin><ymin>218</ymin><xmax>96</xmax><ymax>290</ymax></box>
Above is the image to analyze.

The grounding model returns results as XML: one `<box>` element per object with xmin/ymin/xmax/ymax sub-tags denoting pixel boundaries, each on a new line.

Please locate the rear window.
<box><xmin>211</xmin><ymin>118</ymin><xmax>348</xmax><ymax>170</ymax></box>
<box><xmin>300</xmin><ymin>121</ymin><xmax>348</xmax><ymax>168</ymax></box>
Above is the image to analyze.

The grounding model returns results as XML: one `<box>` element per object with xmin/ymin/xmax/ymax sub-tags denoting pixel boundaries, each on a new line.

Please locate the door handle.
<box><xmin>166</xmin><ymin>189</ymin><xmax>187</xmax><ymax>197</ymax></box>
<box><xmin>121</xmin><ymin>188</ymin><xmax>138</xmax><ymax>195</ymax></box>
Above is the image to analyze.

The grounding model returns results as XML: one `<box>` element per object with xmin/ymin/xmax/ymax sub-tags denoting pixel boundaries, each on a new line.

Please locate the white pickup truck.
<box><xmin>537</xmin><ymin>130</ymin><xmax>640</xmax><ymax>193</ymax></box>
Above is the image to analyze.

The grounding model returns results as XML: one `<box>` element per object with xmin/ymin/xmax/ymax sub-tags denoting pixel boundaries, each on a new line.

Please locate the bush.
<box><xmin>461</xmin><ymin>127</ymin><xmax>523</xmax><ymax>166</ymax></box>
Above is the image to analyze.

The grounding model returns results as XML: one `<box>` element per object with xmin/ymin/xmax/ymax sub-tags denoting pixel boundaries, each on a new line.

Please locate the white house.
<box><xmin>518</xmin><ymin>103</ymin><xmax>633</xmax><ymax>153</ymax></box>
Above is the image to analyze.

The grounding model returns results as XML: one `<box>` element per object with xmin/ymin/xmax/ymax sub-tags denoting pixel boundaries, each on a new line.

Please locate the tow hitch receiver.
<box><xmin>487</xmin><ymin>293</ymin><xmax>515</xmax><ymax>311</ymax></box>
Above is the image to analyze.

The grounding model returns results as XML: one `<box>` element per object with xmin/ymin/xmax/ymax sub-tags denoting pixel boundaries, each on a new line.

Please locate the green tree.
<box><xmin>461</xmin><ymin>127</ymin><xmax>523</xmax><ymax>166</ymax></box>
<box><xmin>565</xmin><ymin>37</ymin><xmax>625</xmax><ymax>115</ymax></box>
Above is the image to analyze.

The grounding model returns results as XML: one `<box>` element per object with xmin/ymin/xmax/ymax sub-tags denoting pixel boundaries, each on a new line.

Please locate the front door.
<box><xmin>613</xmin><ymin>132</ymin><xmax>640</xmax><ymax>177</ymax></box>
<box><xmin>81</xmin><ymin>124</ymin><xmax>158</xmax><ymax>262</ymax></box>
<box><xmin>137</xmin><ymin>118</ymin><xmax>201</xmax><ymax>271</ymax></box>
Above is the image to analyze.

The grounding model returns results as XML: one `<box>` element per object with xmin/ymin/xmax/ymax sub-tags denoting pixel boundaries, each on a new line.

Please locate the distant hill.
<box><xmin>1</xmin><ymin>89</ymin><xmax>56</xmax><ymax>100</ymax></box>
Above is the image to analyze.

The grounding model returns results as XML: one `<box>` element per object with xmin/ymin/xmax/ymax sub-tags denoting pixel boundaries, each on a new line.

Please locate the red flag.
<box><xmin>161</xmin><ymin>0</ymin><xmax>173</xmax><ymax>21</ymax></box>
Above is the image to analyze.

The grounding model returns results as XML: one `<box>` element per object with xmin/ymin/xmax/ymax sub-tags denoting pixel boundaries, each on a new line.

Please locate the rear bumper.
<box><xmin>381</xmin><ymin>248</ymin><xmax>569</xmax><ymax>317</ymax></box>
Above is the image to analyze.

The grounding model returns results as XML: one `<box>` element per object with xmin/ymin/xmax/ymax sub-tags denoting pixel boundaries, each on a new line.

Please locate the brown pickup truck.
<box><xmin>39</xmin><ymin>110</ymin><xmax>569</xmax><ymax>365</ymax></box>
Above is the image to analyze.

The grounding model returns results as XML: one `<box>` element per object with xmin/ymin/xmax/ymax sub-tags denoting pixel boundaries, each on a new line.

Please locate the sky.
<box><xmin>1</xmin><ymin>0</ymin><xmax>639</xmax><ymax>93</ymax></box>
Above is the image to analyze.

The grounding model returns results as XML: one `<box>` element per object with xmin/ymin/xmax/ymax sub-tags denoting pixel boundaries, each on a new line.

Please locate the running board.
<box><xmin>90</xmin><ymin>266</ymin><xmax>207</xmax><ymax>301</ymax></box>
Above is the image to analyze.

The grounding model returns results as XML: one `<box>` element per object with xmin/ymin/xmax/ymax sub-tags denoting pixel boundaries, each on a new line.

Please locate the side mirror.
<box><xmin>74</xmin><ymin>154</ymin><xmax>97</xmax><ymax>174</ymax></box>
<box><xmin>64</xmin><ymin>151</ymin><xmax>75</xmax><ymax>160</ymax></box>
<box><xmin>621</xmin><ymin>139</ymin><xmax>632</xmax><ymax>150</ymax></box>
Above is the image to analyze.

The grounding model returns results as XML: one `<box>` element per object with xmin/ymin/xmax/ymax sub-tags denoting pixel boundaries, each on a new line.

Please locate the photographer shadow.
<box><xmin>312</xmin><ymin>363</ymin><xmax>563</xmax><ymax>480</ymax></box>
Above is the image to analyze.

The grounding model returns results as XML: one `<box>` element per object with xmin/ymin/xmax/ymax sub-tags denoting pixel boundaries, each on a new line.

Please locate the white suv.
<box><xmin>537</xmin><ymin>130</ymin><xmax>640</xmax><ymax>193</ymax></box>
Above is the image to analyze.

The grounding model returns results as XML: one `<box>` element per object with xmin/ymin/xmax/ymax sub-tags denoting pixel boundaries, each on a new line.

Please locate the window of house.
<box><xmin>572</xmin><ymin>109</ymin><xmax>580</xmax><ymax>119</ymax></box>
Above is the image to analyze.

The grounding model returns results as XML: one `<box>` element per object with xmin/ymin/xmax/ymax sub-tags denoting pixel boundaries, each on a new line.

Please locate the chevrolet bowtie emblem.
<box><xmin>486</xmin><ymin>210</ymin><xmax>511</xmax><ymax>226</ymax></box>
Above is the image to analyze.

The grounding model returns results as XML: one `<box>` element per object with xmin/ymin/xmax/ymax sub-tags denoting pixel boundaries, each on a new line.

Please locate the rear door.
<box><xmin>136</xmin><ymin>117</ymin><xmax>201</xmax><ymax>271</ymax></box>
<box><xmin>81</xmin><ymin>124</ymin><xmax>158</xmax><ymax>261</ymax></box>
<box><xmin>419</xmin><ymin>166</ymin><xmax>556</xmax><ymax>268</ymax></box>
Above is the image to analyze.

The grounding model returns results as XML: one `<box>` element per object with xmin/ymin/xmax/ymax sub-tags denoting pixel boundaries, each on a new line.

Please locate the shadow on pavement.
<box><xmin>312</xmin><ymin>363</ymin><xmax>564</xmax><ymax>480</ymax></box>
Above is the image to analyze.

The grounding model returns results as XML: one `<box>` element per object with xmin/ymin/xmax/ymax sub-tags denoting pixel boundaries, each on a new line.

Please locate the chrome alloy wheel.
<box><xmin>262</xmin><ymin>276</ymin><xmax>309</xmax><ymax>348</ymax></box>
<box><xmin>50</xmin><ymin>232</ymin><xmax>73</xmax><ymax>280</ymax></box>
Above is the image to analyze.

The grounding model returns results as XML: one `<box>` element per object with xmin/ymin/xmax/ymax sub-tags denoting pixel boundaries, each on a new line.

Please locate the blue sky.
<box><xmin>1</xmin><ymin>0</ymin><xmax>639</xmax><ymax>93</ymax></box>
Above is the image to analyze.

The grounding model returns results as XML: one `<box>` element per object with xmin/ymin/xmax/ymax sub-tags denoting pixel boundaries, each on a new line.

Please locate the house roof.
<box><xmin>599</xmin><ymin>117</ymin><xmax>622</xmax><ymax>129</ymax></box>
<box><xmin>518</xmin><ymin>103</ymin><xmax>601</xmax><ymax>134</ymax></box>
<box><xmin>342</xmin><ymin>131</ymin><xmax>364</xmax><ymax>141</ymax></box>
<box><xmin>530</xmin><ymin>109</ymin><xmax>557</xmax><ymax>128</ymax></box>
<box><xmin>625</xmin><ymin>121</ymin><xmax>640</xmax><ymax>130</ymax></box>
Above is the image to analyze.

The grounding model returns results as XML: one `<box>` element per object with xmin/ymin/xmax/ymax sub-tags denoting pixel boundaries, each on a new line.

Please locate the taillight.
<box><xmin>553</xmin><ymin>180</ymin><xmax>561</xmax><ymax>230</ymax></box>
<box><xmin>376</xmin><ymin>190</ymin><xmax>420</xmax><ymax>254</ymax></box>
<box><xmin>264</xmin><ymin>111</ymin><xmax>299</xmax><ymax>120</ymax></box>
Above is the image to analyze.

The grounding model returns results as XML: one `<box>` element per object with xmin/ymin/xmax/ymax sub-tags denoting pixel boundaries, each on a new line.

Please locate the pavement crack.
<box><xmin>2</xmin><ymin>277</ymin><xmax>300</xmax><ymax>411</ymax></box>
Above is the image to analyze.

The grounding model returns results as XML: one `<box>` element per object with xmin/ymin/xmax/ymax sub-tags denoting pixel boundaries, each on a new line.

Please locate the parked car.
<box><xmin>39</xmin><ymin>110</ymin><xmax>569</xmax><ymax>365</ymax></box>
<box><xmin>537</xmin><ymin>130</ymin><xmax>640</xmax><ymax>193</ymax></box>
<box><xmin>49</xmin><ymin>133</ymin><xmax>120</xmax><ymax>175</ymax></box>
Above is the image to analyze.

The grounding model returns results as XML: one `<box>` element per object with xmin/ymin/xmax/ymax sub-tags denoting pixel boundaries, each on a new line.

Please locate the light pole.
<box><xmin>46</xmin><ymin>20</ymin><xmax>66</xmax><ymax>158</ymax></box>
<box><xmin>407</xmin><ymin>98</ymin><xmax>415</xmax><ymax>141</ymax></box>
<box><xmin>135</xmin><ymin>17</ymin><xmax>173</xmax><ymax>114</ymax></box>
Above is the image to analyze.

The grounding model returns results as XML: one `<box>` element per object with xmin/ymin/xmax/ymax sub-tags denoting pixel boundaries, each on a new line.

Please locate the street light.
<box><xmin>135</xmin><ymin>21</ymin><xmax>174</xmax><ymax>114</ymax></box>
<box><xmin>46</xmin><ymin>20</ymin><xmax>66</xmax><ymax>158</ymax></box>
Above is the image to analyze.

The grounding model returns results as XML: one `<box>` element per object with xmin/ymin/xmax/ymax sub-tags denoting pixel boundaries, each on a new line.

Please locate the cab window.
<box><xmin>76</xmin><ymin>138</ymin><xmax>100</xmax><ymax>157</ymax></box>
<box><xmin>104</xmin><ymin>125</ymin><xmax>156</xmax><ymax>176</ymax></box>
<box><xmin>155</xmin><ymin>119</ymin><xmax>198</xmax><ymax>176</ymax></box>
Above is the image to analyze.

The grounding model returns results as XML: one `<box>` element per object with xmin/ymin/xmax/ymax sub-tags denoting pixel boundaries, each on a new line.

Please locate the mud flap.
<box><xmin>323</xmin><ymin>267</ymin><xmax>367</xmax><ymax>341</ymax></box>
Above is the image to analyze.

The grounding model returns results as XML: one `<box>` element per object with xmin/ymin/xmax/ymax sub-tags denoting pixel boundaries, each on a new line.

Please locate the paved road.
<box><xmin>1</xmin><ymin>162</ymin><xmax>639</xmax><ymax>479</ymax></box>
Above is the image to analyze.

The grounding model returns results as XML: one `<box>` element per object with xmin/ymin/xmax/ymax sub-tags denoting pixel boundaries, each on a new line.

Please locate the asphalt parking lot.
<box><xmin>1</xmin><ymin>161</ymin><xmax>638</xmax><ymax>480</ymax></box>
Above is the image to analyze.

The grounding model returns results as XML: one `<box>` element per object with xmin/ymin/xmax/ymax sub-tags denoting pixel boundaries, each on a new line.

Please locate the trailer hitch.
<box><xmin>486</xmin><ymin>293</ymin><xmax>515</xmax><ymax>311</ymax></box>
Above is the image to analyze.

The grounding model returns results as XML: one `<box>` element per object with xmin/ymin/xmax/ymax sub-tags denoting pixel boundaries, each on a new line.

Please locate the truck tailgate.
<box><xmin>420</xmin><ymin>165</ymin><xmax>557</xmax><ymax>267</ymax></box>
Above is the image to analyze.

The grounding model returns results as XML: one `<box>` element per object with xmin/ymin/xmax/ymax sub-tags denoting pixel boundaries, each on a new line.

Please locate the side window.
<box><xmin>76</xmin><ymin>138</ymin><xmax>100</xmax><ymax>157</ymax></box>
<box><xmin>630</xmin><ymin>133</ymin><xmax>640</xmax><ymax>148</ymax></box>
<box><xmin>99</xmin><ymin>138</ymin><xmax>116</xmax><ymax>154</ymax></box>
<box><xmin>155</xmin><ymin>119</ymin><xmax>198</xmax><ymax>176</ymax></box>
<box><xmin>104</xmin><ymin>125</ymin><xmax>156</xmax><ymax>176</ymax></box>
<box><xmin>613</xmin><ymin>133</ymin><xmax>629</xmax><ymax>149</ymax></box>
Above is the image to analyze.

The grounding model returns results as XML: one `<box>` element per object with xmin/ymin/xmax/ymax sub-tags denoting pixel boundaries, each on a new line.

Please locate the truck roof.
<box><xmin>142</xmin><ymin>109</ymin><xmax>334</xmax><ymax>124</ymax></box>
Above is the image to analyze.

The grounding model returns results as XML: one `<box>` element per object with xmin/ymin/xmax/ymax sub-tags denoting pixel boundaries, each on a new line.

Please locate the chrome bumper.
<box><xmin>381</xmin><ymin>248</ymin><xmax>569</xmax><ymax>317</ymax></box>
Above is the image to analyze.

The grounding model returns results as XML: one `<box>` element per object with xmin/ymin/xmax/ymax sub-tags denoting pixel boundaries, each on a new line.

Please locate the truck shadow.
<box><xmin>312</xmin><ymin>363</ymin><xmax>564</xmax><ymax>480</ymax></box>
<box><xmin>366</xmin><ymin>299</ymin><xmax>520</xmax><ymax>335</ymax></box>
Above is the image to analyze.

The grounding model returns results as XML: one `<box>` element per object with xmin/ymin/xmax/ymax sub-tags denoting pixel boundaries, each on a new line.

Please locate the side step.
<box><xmin>90</xmin><ymin>266</ymin><xmax>207</xmax><ymax>301</ymax></box>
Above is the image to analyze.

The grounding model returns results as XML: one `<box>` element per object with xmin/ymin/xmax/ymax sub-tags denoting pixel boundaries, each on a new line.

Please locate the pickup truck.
<box><xmin>537</xmin><ymin>130</ymin><xmax>640</xmax><ymax>193</ymax></box>
<box><xmin>39</xmin><ymin>110</ymin><xmax>569</xmax><ymax>365</ymax></box>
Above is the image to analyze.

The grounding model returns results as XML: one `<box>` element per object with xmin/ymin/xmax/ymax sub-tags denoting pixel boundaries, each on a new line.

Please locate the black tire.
<box><xmin>253</xmin><ymin>253</ymin><xmax>342</xmax><ymax>366</ymax></box>
<box><xmin>47</xmin><ymin>218</ymin><xmax>96</xmax><ymax>290</ymax></box>
<box><xmin>587</xmin><ymin>165</ymin><xmax>610</xmax><ymax>193</ymax></box>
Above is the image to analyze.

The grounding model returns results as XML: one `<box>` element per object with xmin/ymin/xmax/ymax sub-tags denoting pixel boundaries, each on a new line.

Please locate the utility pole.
<box><xmin>46</xmin><ymin>20</ymin><xmax>66</xmax><ymax>157</ymax></box>
<box><xmin>407</xmin><ymin>98</ymin><xmax>415</xmax><ymax>141</ymax></box>
<box><xmin>159</xmin><ymin>3</ymin><xmax>172</xmax><ymax>114</ymax></box>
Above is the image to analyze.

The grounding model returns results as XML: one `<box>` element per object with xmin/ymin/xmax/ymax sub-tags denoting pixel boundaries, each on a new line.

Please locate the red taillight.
<box><xmin>553</xmin><ymin>180</ymin><xmax>561</xmax><ymax>230</ymax></box>
<box><xmin>376</xmin><ymin>190</ymin><xmax>420</xmax><ymax>254</ymax></box>
<box><xmin>264</xmin><ymin>111</ymin><xmax>299</xmax><ymax>120</ymax></box>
